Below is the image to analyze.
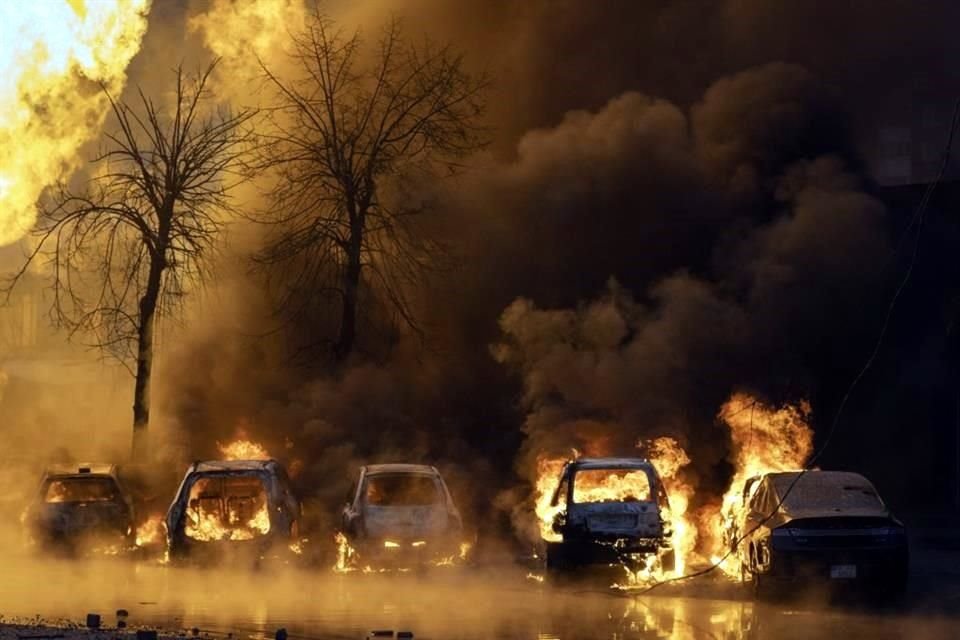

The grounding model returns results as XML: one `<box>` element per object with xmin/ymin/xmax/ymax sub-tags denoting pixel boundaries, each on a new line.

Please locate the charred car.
<box><xmin>543</xmin><ymin>457</ymin><xmax>675</xmax><ymax>575</ymax></box>
<box><xmin>728</xmin><ymin>470</ymin><xmax>908</xmax><ymax>597</ymax></box>
<box><xmin>23</xmin><ymin>464</ymin><xmax>135</xmax><ymax>554</ymax></box>
<box><xmin>165</xmin><ymin>459</ymin><xmax>301</xmax><ymax>562</ymax></box>
<box><xmin>340</xmin><ymin>464</ymin><xmax>466</xmax><ymax>568</ymax></box>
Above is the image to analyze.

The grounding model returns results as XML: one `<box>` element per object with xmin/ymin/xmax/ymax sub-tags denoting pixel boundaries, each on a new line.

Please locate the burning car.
<box><xmin>23</xmin><ymin>464</ymin><xmax>135</xmax><ymax>554</ymax></box>
<box><xmin>727</xmin><ymin>470</ymin><xmax>908</xmax><ymax>597</ymax></box>
<box><xmin>340</xmin><ymin>464</ymin><xmax>467</xmax><ymax>569</ymax></box>
<box><xmin>165</xmin><ymin>459</ymin><xmax>301</xmax><ymax>563</ymax></box>
<box><xmin>542</xmin><ymin>457</ymin><xmax>675</xmax><ymax>576</ymax></box>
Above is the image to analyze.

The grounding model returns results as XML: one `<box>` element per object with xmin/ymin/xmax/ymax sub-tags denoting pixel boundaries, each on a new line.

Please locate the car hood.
<box><xmin>782</xmin><ymin>506</ymin><xmax>891</xmax><ymax>522</ymax></box>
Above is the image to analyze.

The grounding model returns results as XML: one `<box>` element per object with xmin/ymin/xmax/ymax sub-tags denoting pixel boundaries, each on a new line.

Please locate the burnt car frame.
<box><xmin>24</xmin><ymin>463</ymin><xmax>135</xmax><ymax>554</ymax></box>
<box><xmin>543</xmin><ymin>457</ymin><xmax>675</xmax><ymax>575</ymax></box>
<box><xmin>165</xmin><ymin>459</ymin><xmax>301</xmax><ymax>563</ymax></box>
<box><xmin>728</xmin><ymin>470</ymin><xmax>909</xmax><ymax>598</ymax></box>
<box><xmin>341</xmin><ymin>463</ymin><xmax>466</xmax><ymax>568</ymax></box>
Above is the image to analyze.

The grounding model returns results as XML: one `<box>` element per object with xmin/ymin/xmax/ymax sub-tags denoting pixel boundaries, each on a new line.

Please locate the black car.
<box><xmin>24</xmin><ymin>464</ymin><xmax>135</xmax><ymax>554</ymax></box>
<box><xmin>165</xmin><ymin>459</ymin><xmax>301</xmax><ymax>563</ymax></box>
<box><xmin>728</xmin><ymin>470</ymin><xmax>908</xmax><ymax>598</ymax></box>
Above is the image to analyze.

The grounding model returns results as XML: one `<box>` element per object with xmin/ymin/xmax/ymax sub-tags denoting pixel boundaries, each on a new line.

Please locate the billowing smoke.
<box><xmin>9</xmin><ymin>0</ymin><xmax>949</xmax><ymax>548</ymax></box>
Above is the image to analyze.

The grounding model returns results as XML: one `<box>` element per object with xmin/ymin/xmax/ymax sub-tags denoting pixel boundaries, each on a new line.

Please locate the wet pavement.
<box><xmin>2</xmin><ymin>554</ymin><xmax>959</xmax><ymax>640</ymax></box>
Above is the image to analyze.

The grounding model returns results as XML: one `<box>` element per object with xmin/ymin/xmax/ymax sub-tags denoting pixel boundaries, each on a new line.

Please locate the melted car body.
<box><xmin>728</xmin><ymin>470</ymin><xmax>908</xmax><ymax>597</ymax></box>
<box><xmin>341</xmin><ymin>464</ymin><xmax>464</xmax><ymax>568</ymax></box>
<box><xmin>165</xmin><ymin>459</ymin><xmax>301</xmax><ymax>562</ymax></box>
<box><xmin>24</xmin><ymin>464</ymin><xmax>134</xmax><ymax>554</ymax></box>
<box><xmin>544</xmin><ymin>458</ymin><xmax>675</xmax><ymax>574</ymax></box>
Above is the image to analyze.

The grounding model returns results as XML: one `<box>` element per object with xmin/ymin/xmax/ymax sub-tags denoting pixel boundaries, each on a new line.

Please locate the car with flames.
<box><xmin>23</xmin><ymin>463</ymin><xmax>135</xmax><ymax>555</ymax></box>
<box><xmin>340</xmin><ymin>464</ymin><xmax>467</xmax><ymax>569</ymax></box>
<box><xmin>165</xmin><ymin>459</ymin><xmax>302</xmax><ymax>563</ymax></box>
<box><xmin>542</xmin><ymin>457</ymin><xmax>676</xmax><ymax>576</ymax></box>
<box><xmin>726</xmin><ymin>470</ymin><xmax>908</xmax><ymax>598</ymax></box>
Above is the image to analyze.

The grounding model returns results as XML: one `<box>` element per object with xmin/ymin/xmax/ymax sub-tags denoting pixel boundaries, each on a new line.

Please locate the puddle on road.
<box><xmin>0</xmin><ymin>556</ymin><xmax>955</xmax><ymax>640</ymax></box>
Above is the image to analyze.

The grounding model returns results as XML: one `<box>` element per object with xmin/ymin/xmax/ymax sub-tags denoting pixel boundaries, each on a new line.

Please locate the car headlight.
<box><xmin>383</xmin><ymin>540</ymin><xmax>400</xmax><ymax>549</ymax></box>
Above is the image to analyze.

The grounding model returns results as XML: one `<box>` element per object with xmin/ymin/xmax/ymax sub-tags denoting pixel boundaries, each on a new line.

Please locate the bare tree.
<box><xmin>255</xmin><ymin>10</ymin><xmax>487</xmax><ymax>363</ymax></box>
<box><xmin>3</xmin><ymin>63</ymin><xmax>253</xmax><ymax>460</ymax></box>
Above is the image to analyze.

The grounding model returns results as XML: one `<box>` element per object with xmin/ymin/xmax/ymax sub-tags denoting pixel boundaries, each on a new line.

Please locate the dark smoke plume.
<box><xmin>132</xmin><ymin>0</ymin><xmax>945</xmax><ymax>543</ymax></box>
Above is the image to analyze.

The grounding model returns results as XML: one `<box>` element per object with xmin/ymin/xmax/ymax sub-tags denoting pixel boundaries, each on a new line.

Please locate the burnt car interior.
<box><xmin>365</xmin><ymin>475</ymin><xmax>441</xmax><ymax>506</ymax></box>
<box><xmin>44</xmin><ymin>478</ymin><xmax>119</xmax><ymax>503</ymax></box>
<box><xmin>187</xmin><ymin>475</ymin><xmax>269</xmax><ymax>538</ymax></box>
<box><xmin>571</xmin><ymin>469</ymin><xmax>652</xmax><ymax>504</ymax></box>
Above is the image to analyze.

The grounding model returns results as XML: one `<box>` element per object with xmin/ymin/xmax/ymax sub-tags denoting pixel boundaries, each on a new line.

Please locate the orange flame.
<box><xmin>217</xmin><ymin>439</ymin><xmax>270</xmax><ymax>461</ymax></box>
<box><xmin>711</xmin><ymin>393</ymin><xmax>814</xmax><ymax>577</ymax></box>
<box><xmin>135</xmin><ymin>514</ymin><xmax>165</xmax><ymax>547</ymax></box>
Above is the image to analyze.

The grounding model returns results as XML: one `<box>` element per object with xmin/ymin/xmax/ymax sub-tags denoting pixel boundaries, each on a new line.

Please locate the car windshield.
<box><xmin>572</xmin><ymin>468</ymin><xmax>651</xmax><ymax>504</ymax></box>
<box><xmin>773</xmin><ymin>473</ymin><xmax>885</xmax><ymax>512</ymax></box>
<box><xmin>365</xmin><ymin>474</ymin><xmax>441</xmax><ymax>506</ymax></box>
<box><xmin>44</xmin><ymin>477</ymin><xmax>118</xmax><ymax>503</ymax></box>
<box><xmin>185</xmin><ymin>474</ymin><xmax>271</xmax><ymax>540</ymax></box>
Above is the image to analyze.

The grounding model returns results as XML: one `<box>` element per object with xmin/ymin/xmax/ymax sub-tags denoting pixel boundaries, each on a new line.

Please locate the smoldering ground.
<box><xmin>6</xmin><ymin>0</ymin><xmax>953</xmax><ymax>548</ymax></box>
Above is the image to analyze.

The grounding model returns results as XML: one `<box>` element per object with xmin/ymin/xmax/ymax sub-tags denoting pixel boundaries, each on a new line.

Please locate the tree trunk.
<box><xmin>335</xmin><ymin>232</ymin><xmax>362</xmax><ymax>363</ymax></box>
<box><xmin>131</xmin><ymin>250</ymin><xmax>165</xmax><ymax>461</ymax></box>
<box><xmin>335</xmin><ymin>207</ymin><xmax>363</xmax><ymax>363</ymax></box>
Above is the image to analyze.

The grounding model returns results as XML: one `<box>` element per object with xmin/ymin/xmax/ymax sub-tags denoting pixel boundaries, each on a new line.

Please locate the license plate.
<box><xmin>830</xmin><ymin>564</ymin><xmax>857</xmax><ymax>579</ymax></box>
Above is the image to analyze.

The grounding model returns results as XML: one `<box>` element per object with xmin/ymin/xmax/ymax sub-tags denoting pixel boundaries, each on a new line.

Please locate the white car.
<box><xmin>341</xmin><ymin>464</ymin><xmax>466</xmax><ymax>567</ymax></box>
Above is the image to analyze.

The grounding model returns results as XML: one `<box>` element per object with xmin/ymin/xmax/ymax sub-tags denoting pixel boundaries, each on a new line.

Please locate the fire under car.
<box><xmin>165</xmin><ymin>459</ymin><xmax>302</xmax><ymax>563</ymax></box>
<box><xmin>727</xmin><ymin>470</ymin><xmax>909</xmax><ymax>598</ymax></box>
<box><xmin>542</xmin><ymin>457</ymin><xmax>676</xmax><ymax>576</ymax></box>
<box><xmin>23</xmin><ymin>463</ymin><xmax>135</xmax><ymax>555</ymax></box>
<box><xmin>340</xmin><ymin>464</ymin><xmax>468</xmax><ymax>569</ymax></box>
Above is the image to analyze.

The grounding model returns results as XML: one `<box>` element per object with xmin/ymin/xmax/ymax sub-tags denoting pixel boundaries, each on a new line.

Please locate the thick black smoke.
<box><xmin>135</xmin><ymin>0</ymin><xmax>948</xmax><ymax>541</ymax></box>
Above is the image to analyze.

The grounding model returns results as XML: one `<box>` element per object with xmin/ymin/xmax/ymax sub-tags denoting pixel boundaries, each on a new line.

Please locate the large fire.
<box><xmin>531</xmin><ymin>393</ymin><xmax>814</xmax><ymax>585</ymax></box>
<box><xmin>0</xmin><ymin>0</ymin><xmax>150</xmax><ymax>245</ymax></box>
<box><xmin>711</xmin><ymin>393</ymin><xmax>814</xmax><ymax>576</ymax></box>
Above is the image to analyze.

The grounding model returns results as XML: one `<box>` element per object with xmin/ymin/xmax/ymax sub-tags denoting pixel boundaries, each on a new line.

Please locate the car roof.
<box><xmin>191</xmin><ymin>459</ymin><xmax>280</xmax><ymax>473</ymax></box>
<box><xmin>766</xmin><ymin>469</ymin><xmax>873</xmax><ymax>487</ymax></box>
<box><xmin>569</xmin><ymin>457</ymin><xmax>655</xmax><ymax>470</ymax></box>
<box><xmin>44</xmin><ymin>463</ymin><xmax>117</xmax><ymax>478</ymax></box>
<box><xmin>363</xmin><ymin>463</ymin><xmax>439</xmax><ymax>476</ymax></box>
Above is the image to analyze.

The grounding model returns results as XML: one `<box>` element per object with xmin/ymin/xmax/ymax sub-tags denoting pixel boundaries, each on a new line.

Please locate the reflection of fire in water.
<box><xmin>185</xmin><ymin>475</ymin><xmax>271</xmax><ymax>542</ymax></box>
<box><xmin>136</xmin><ymin>514</ymin><xmax>165</xmax><ymax>547</ymax></box>
<box><xmin>711</xmin><ymin>393</ymin><xmax>814</xmax><ymax>577</ymax></box>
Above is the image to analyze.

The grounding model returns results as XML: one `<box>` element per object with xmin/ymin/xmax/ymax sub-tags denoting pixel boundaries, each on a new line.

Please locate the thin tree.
<box><xmin>3</xmin><ymin>62</ymin><xmax>253</xmax><ymax>460</ymax></box>
<box><xmin>255</xmin><ymin>10</ymin><xmax>487</xmax><ymax>362</ymax></box>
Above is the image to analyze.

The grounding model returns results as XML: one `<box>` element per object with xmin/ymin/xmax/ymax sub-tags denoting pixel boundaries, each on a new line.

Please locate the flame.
<box><xmin>646</xmin><ymin>436</ymin><xmax>695</xmax><ymax>577</ymax></box>
<box><xmin>217</xmin><ymin>439</ymin><xmax>270</xmax><ymax>460</ymax></box>
<box><xmin>0</xmin><ymin>0</ymin><xmax>150</xmax><ymax>245</ymax></box>
<box><xmin>185</xmin><ymin>501</ymin><xmax>271</xmax><ymax>542</ymax></box>
<box><xmin>534</xmin><ymin>456</ymin><xmax>569</xmax><ymax>543</ymax></box>
<box><xmin>333</xmin><ymin>531</ymin><xmax>357</xmax><ymax>573</ymax></box>
<box><xmin>712</xmin><ymin>393</ymin><xmax>814</xmax><ymax>577</ymax></box>
<box><xmin>135</xmin><ymin>514</ymin><xmax>165</xmax><ymax>547</ymax></box>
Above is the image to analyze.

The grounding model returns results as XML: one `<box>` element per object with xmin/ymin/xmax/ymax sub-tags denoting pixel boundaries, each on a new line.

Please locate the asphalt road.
<box><xmin>1</xmin><ymin>552</ymin><xmax>958</xmax><ymax>640</ymax></box>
